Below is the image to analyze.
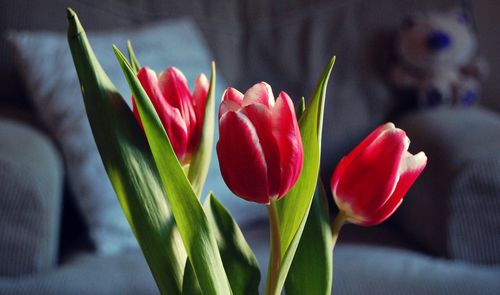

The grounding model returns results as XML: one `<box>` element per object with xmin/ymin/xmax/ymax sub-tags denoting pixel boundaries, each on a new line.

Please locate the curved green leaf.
<box><xmin>273</xmin><ymin>57</ymin><xmax>335</xmax><ymax>294</ymax></box>
<box><xmin>204</xmin><ymin>194</ymin><xmax>261</xmax><ymax>295</ymax></box>
<box><xmin>296</xmin><ymin>96</ymin><xmax>306</xmax><ymax>119</ymax></box>
<box><xmin>187</xmin><ymin>63</ymin><xmax>216</xmax><ymax>197</ymax></box>
<box><xmin>127</xmin><ymin>40</ymin><xmax>141</xmax><ymax>73</ymax></box>
<box><xmin>113</xmin><ymin>47</ymin><xmax>232</xmax><ymax>295</ymax></box>
<box><xmin>67</xmin><ymin>8</ymin><xmax>184</xmax><ymax>295</ymax></box>
<box><xmin>285</xmin><ymin>183</ymin><xmax>333</xmax><ymax>295</ymax></box>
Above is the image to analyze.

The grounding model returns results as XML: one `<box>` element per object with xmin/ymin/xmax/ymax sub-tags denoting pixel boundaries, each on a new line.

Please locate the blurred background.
<box><xmin>1</xmin><ymin>0</ymin><xmax>499</xmax><ymax>294</ymax></box>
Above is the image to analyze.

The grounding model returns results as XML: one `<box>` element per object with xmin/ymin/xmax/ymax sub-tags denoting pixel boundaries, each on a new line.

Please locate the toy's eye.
<box><xmin>426</xmin><ymin>31</ymin><xmax>452</xmax><ymax>51</ymax></box>
<box><xmin>401</xmin><ymin>16</ymin><xmax>415</xmax><ymax>29</ymax></box>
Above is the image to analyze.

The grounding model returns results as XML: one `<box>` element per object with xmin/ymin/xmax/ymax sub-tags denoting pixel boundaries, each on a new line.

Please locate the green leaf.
<box><xmin>182</xmin><ymin>192</ymin><xmax>262</xmax><ymax>295</ymax></box>
<box><xmin>66</xmin><ymin>8</ymin><xmax>184</xmax><ymax>295</ymax></box>
<box><xmin>127</xmin><ymin>40</ymin><xmax>141</xmax><ymax>73</ymax></box>
<box><xmin>296</xmin><ymin>96</ymin><xmax>306</xmax><ymax>120</ymax></box>
<box><xmin>187</xmin><ymin>62</ymin><xmax>216</xmax><ymax>197</ymax></box>
<box><xmin>285</xmin><ymin>183</ymin><xmax>333</xmax><ymax>295</ymax></box>
<box><xmin>113</xmin><ymin>46</ymin><xmax>232</xmax><ymax>295</ymax></box>
<box><xmin>273</xmin><ymin>57</ymin><xmax>335</xmax><ymax>294</ymax></box>
<box><xmin>204</xmin><ymin>194</ymin><xmax>261</xmax><ymax>295</ymax></box>
<box><xmin>182</xmin><ymin>259</ymin><xmax>202</xmax><ymax>295</ymax></box>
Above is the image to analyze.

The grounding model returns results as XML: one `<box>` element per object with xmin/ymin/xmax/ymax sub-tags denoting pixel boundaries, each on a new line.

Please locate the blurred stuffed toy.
<box><xmin>391</xmin><ymin>8</ymin><xmax>487</xmax><ymax>110</ymax></box>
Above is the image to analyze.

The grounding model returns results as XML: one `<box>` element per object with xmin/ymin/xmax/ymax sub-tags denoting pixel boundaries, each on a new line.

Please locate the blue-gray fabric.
<box><xmin>395</xmin><ymin>107</ymin><xmax>500</xmax><ymax>265</ymax></box>
<box><xmin>0</xmin><ymin>252</ymin><xmax>158</xmax><ymax>295</ymax></box>
<box><xmin>450</xmin><ymin>158</ymin><xmax>500</xmax><ymax>264</ymax></box>
<box><xmin>332</xmin><ymin>245</ymin><xmax>500</xmax><ymax>295</ymax></box>
<box><xmin>0</xmin><ymin>120</ymin><xmax>63</xmax><ymax>277</ymax></box>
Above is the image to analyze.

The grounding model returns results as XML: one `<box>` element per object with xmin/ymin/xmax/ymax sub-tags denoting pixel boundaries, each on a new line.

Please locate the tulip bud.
<box><xmin>330</xmin><ymin>123</ymin><xmax>427</xmax><ymax>226</ymax></box>
<box><xmin>217</xmin><ymin>82</ymin><xmax>303</xmax><ymax>204</ymax></box>
<box><xmin>132</xmin><ymin>66</ymin><xmax>209</xmax><ymax>165</ymax></box>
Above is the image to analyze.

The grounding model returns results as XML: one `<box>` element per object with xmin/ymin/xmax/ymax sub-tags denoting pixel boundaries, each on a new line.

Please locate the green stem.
<box><xmin>331</xmin><ymin>211</ymin><xmax>346</xmax><ymax>249</ymax></box>
<box><xmin>265</xmin><ymin>198</ymin><xmax>281</xmax><ymax>295</ymax></box>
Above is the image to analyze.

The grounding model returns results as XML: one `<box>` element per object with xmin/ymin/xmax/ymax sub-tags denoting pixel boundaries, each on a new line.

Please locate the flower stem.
<box><xmin>331</xmin><ymin>211</ymin><xmax>346</xmax><ymax>249</ymax></box>
<box><xmin>265</xmin><ymin>199</ymin><xmax>281</xmax><ymax>295</ymax></box>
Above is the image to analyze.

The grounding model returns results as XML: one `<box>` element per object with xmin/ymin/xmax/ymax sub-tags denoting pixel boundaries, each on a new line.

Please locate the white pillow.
<box><xmin>9</xmin><ymin>18</ymin><xmax>265</xmax><ymax>255</ymax></box>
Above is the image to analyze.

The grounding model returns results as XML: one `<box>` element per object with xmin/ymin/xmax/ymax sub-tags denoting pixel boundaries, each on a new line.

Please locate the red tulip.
<box><xmin>133</xmin><ymin>66</ymin><xmax>209</xmax><ymax>165</ymax></box>
<box><xmin>217</xmin><ymin>82</ymin><xmax>303</xmax><ymax>204</ymax></box>
<box><xmin>330</xmin><ymin>123</ymin><xmax>427</xmax><ymax>226</ymax></box>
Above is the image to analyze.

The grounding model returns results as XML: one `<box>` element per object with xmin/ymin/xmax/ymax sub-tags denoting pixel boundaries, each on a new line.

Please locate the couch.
<box><xmin>1</xmin><ymin>0</ymin><xmax>500</xmax><ymax>294</ymax></box>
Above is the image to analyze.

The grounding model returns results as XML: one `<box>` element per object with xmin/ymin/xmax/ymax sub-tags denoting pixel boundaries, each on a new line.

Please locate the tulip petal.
<box><xmin>359</xmin><ymin>198</ymin><xmax>403</xmax><ymax>226</ymax></box>
<box><xmin>217</xmin><ymin>111</ymin><xmax>270</xmax><ymax>203</ymax></box>
<box><xmin>155</xmin><ymin>101</ymin><xmax>189</xmax><ymax>161</ymax></box>
<box><xmin>219</xmin><ymin>88</ymin><xmax>243</xmax><ymax>118</ymax></box>
<box><xmin>272</xmin><ymin>91</ymin><xmax>303</xmax><ymax>198</ymax></box>
<box><xmin>137</xmin><ymin>67</ymin><xmax>189</xmax><ymax>160</ymax></box>
<box><xmin>159</xmin><ymin>67</ymin><xmax>197</xmax><ymax>138</ymax></box>
<box><xmin>193</xmin><ymin>73</ymin><xmax>209</xmax><ymax>121</ymax></box>
<box><xmin>222</xmin><ymin>87</ymin><xmax>244</xmax><ymax>104</ymax></box>
<box><xmin>391</xmin><ymin>151</ymin><xmax>427</xmax><ymax>203</ymax></box>
<box><xmin>243</xmin><ymin>82</ymin><xmax>275</xmax><ymax>108</ymax></box>
<box><xmin>361</xmin><ymin>151</ymin><xmax>427</xmax><ymax>226</ymax></box>
<box><xmin>136</xmin><ymin>67</ymin><xmax>163</xmax><ymax>106</ymax></box>
<box><xmin>331</xmin><ymin>123</ymin><xmax>395</xmax><ymax>190</ymax></box>
<box><xmin>241</xmin><ymin>104</ymin><xmax>281</xmax><ymax>197</ymax></box>
<box><xmin>334</xmin><ymin>128</ymin><xmax>408</xmax><ymax>218</ymax></box>
<box><xmin>189</xmin><ymin>73</ymin><xmax>209</xmax><ymax>154</ymax></box>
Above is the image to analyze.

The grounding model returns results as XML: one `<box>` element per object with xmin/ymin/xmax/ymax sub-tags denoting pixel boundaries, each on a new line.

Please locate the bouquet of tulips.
<box><xmin>67</xmin><ymin>8</ymin><xmax>427</xmax><ymax>295</ymax></box>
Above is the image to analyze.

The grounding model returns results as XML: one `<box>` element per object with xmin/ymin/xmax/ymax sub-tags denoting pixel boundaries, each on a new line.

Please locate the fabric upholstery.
<box><xmin>0</xmin><ymin>251</ymin><xmax>158</xmax><ymax>295</ymax></box>
<box><xmin>394</xmin><ymin>107</ymin><xmax>500</xmax><ymax>264</ymax></box>
<box><xmin>0</xmin><ymin>119</ymin><xmax>63</xmax><ymax>276</ymax></box>
<box><xmin>449</xmin><ymin>157</ymin><xmax>500</xmax><ymax>264</ymax></box>
<box><xmin>332</xmin><ymin>245</ymin><xmax>500</xmax><ymax>295</ymax></box>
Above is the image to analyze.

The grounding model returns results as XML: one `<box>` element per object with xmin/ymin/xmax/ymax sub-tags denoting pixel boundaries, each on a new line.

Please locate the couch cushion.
<box><xmin>0</xmin><ymin>250</ymin><xmax>158</xmax><ymax>294</ymax></box>
<box><xmin>332</xmin><ymin>244</ymin><xmax>500</xmax><ymax>294</ymax></box>
<box><xmin>449</xmin><ymin>157</ymin><xmax>500</xmax><ymax>264</ymax></box>
<box><xmin>0</xmin><ymin>119</ymin><xmax>63</xmax><ymax>276</ymax></box>
<box><xmin>393</xmin><ymin>107</ymin><xmax>500</xmax><ymax>265</ymax></box>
